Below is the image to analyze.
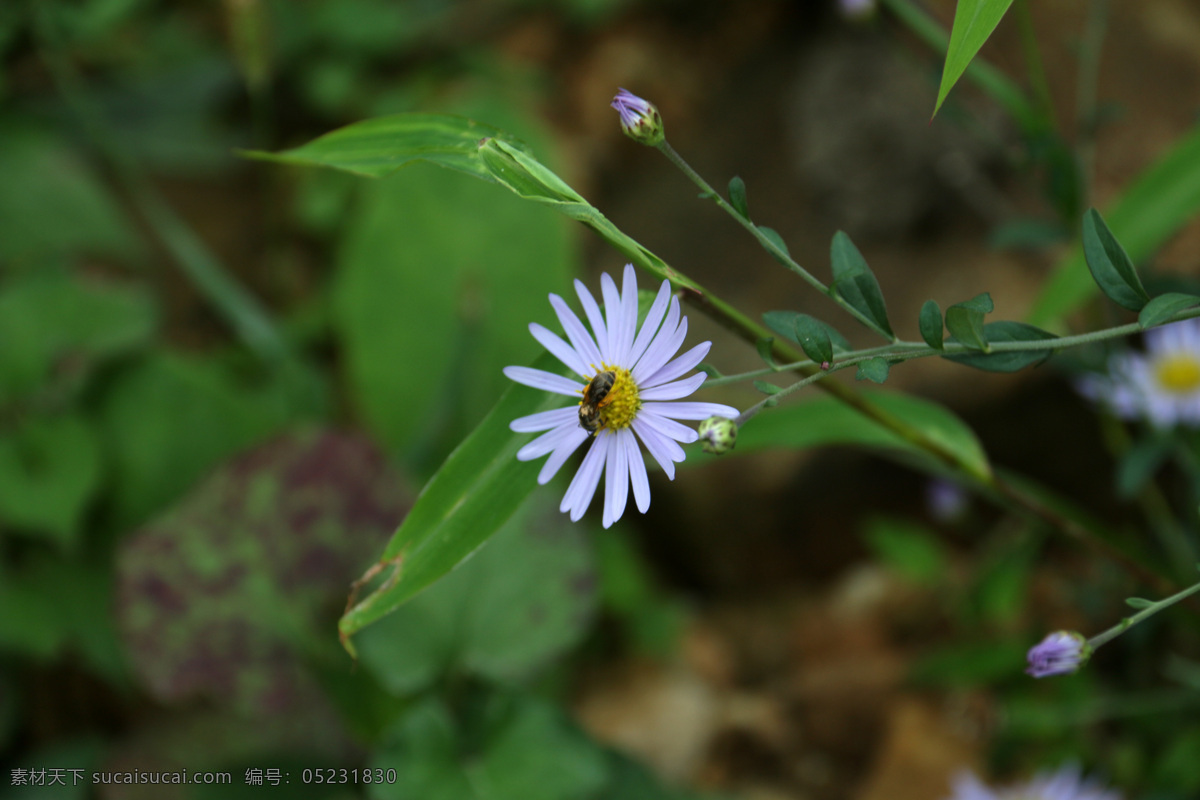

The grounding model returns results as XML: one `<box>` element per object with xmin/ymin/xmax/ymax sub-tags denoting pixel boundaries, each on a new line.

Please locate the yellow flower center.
<box><xmin>584</xmin><ymin>365</ymin><xmax>640</xmax><ymax>431</ymax></box>
<box><xmin>1154</xmin><ymin>353</ymin><xmax>1200</xmax><ymax>395</ymax></box>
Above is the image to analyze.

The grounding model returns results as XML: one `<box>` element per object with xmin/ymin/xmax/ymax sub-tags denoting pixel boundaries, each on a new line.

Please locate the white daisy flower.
<box><xmin>503</xmin><ymin>264</ymin><xmax>739</xmax><ymax>528</ymax></box>
<box><xmin>1079</xmin><ymin>318</ymin><xmax>1200</xmax><ymax>427</ymax></box>
<box><xmin>945</xmin><ymin>764</ymin><xmax>1120</xmax><ymax>800</ymax></box>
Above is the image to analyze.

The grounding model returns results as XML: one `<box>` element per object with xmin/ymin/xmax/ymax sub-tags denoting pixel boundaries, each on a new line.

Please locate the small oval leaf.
<box><xmin>1138</xmin><ymin>292</ymin><xmax>1200</xmax><ymax>329</ymax></box>
<box><xmin>919</xmin><ymin>300</ymin><xmax>944</xmax><ymax>350</ymax></box>
<box><xmin>945</xmin><ymin>292</ymin><xmax>994</xmax><ymax>352</ymax></box>
<box><xmin>945</xmin><ymin>321</ymin><xmax>1058</xmax><ymax>372</ymax></box>
<box><xmin>792</xmin><ymin>314</ymin><xmax>834</xmax><ymax>364</ymax></box>
<box><xmin>855</xmin><ymin>357</ymin><xmax>890</xmax><ymax>384</ymax></box>
<box><xmin>830</xmin><ymin>231</ymin><xmax>894</xmax><ymax>340</ymax></box>
<box><xmin>729</xmin><ymin>176</ymin><xmax>750</xmax><ymax>219</ymax></box>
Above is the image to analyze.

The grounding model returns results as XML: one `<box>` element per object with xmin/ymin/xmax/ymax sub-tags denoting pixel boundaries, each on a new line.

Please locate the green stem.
<box><xmin>1075</xmin><ymin>0</ymin><xmax>1111</xmax><ymax>203</ymax></box>
<box><xmin>1088</xmin><ymin>579</ymin><xmax>1200</xmax><ymax>650</ymax></box>
<box><xmin>654</xmin><ymin>141</ymin><xmax>892</xmax><ymax>340</ymax></box>
<box><xmin>1014</xmin><ymin>0</ymin><xmax>1057</xmax><ymax>131</ymax></box>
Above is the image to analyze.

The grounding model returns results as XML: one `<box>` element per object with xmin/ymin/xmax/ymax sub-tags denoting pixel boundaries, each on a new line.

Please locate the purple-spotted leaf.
<box><xmin>117</xmin><ymin>429</ymin><xmax>412</xmax><ymax>715</ymax></box>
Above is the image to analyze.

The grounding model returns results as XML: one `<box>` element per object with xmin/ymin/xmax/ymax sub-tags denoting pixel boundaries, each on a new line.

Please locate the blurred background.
<box><xmin>3</xmin><ymin>0</ymin><xmax>1200</xmax><ymax>798</ymax></box>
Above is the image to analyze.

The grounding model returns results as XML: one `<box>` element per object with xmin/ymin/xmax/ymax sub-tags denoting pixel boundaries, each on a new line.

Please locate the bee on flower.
<box><xmin>503</xmin><ymin>264</ymin><xmax>738</xmax><ymax>528</ymax></box>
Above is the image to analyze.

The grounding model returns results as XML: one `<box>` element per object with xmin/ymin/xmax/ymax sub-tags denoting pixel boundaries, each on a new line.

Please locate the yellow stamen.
<box><xmin>1154</xmin><ymin>353</ymin><xmax>1200</xmax><ymax>395</ymax></box>
<box><xmin>593</xmin><ymin>365</ymin><xmax>640</xmax><ymax>431</ymax></box>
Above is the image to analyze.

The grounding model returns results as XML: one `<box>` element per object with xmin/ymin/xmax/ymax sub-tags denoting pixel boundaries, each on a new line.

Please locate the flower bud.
<box><xmin>1026</xmin><ymin>630</ymin><xmax>1091</xmax><ymax>678</ymax></box>
<box><xmin>698</xmin><ymin>416</ymin><xmax>737</xmax><ymax>455</ymax></box>
<box><xmin>611</xmin><ymin>88</ymin><xmax>665</xmax><ymax>146</ymax></box>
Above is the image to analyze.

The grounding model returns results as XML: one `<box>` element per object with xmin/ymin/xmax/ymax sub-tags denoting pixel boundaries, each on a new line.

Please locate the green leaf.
<box><xmin>757</xmin><ymin>225</ymin><xmax>790</xmax><ymax>260</ymax></box>
<box><xmin>1115</xmin><ymin>432</ymin><xmax>1173</xmax><ymax>498</ymax></box>
<box><xmin>728</xmin><ymin>176</ymin><xmax>749</xmax><ymax>219</ymax></box>
<box><xmin>100</xmin><ymin>352</ymin><xmax>324</xmax><ymax>529</ymax></box>
<box><xmin>338</xmin><ymin>353</ymin><xmax>572</xmax><ymax>650</ymax></box>
<box><xmin>368</xmin><ymin>694</ymin><xmax>608</xmax><ymax>800</ymax></box>
<box><xmin>0</xmin><ymin>414</ymin><xmax>100</xmax><ymax>548</ymax></box>
<box><xmin>944</xmin><ymin>292</ymin><xmax>994</xmax><ymax>351</ymax></box>
<box><xmin>726</xmin><ymin>390</ymin><xmax>990</xmax><ymax>482</ymax></box>
<box><xmin>1082</xmin><ymin>208</ymin><xmax>1150</xmax><ymax>311</ymax></box>
<box><xmin>918</xmin><ymin>300</ymin><xmax>944</xmax><ymax>350</ymax></box>
<box><xmin>1029</xmin><ymin>127</ymin><xmax>1200</xmax><ymax>327</ymax></box>
<box><xmin>753</xmin><ymin>380</ymin><xmax>783</xmax><ymax>396</ymax></box>
<box><xmin>792</xmin><ymin>314</ymin><xmax>834</xmax><ymax>364</ymax></box>
<box><xmin>855</xmin><ymin>357</ymin><xmax>890</xmax><ymax>384</ymax></box>
<box><xmin>244</xmin><ymin>112</ymin><xmax>523</xmax><ymax>181</ymax></box>
<box><xmin>1125</xmin><ymin>597</ymin><xmax>1154</xmax><ymax>609</ymax></box>
<box><xmin>862</xmin><ymin>518</ymin><xmax>949</xmax><ymax>585</ymax></box>
<box><xmin>830</xmin><ymin>231</ymin><xmax>893</xmax><ymax>339</ymax></box>
<box><xmin>933</xmin><ymin>0</ymin><xmax>1015</xmax><ymax>118</ymax></box>
<box><xmin>945</xmin><ymin>321</ymin><xmax>1058</xmax><ymax>372</ymax></box>
<box><xmin>763</xmin><ymin>310</ymin><xmax>851</xmax><ymax>353</ymax></box>
<box><xmin>355</xmin><ymin>498</ymin><xmax>596</xmax><ymax>693</ymax></box>
<box><xmin>755</xmin><ymin>336</ymin><xmax>780</xmax><ymax>368</ymax></box>
<box><xmin>1138</xmin><ymin>292</ymin><xmax>1200</xmax><ymax>329</ymax></box>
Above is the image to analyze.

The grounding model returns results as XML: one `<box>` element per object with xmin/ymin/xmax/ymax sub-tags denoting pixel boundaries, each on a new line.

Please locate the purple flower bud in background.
<box><xmin>838</xmin><ymin>0</ymin><xmax>876</xmax><ymax>20</ymax></box>
<box><xmin>1026</xmin><ymin>631</ymin><xmax>1090</xmax><ymax>678</ymax></box>
<box><xmin>926</xmin><ymin>478</ymin><xmax>969</xmax><ymax>523</ymax></box>
<box><xmin>611</xmin><ymin>88</ymin><xmax>665</xmax><ymax>146</ymax></box>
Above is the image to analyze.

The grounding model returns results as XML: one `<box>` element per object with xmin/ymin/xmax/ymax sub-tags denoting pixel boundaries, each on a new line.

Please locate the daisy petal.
<box><xmin>647</xmin><ymin>401</ymin><xmax>740</xmax><ymax>420</ymax></box>
<box><xmin>633</xmin><ymin>306</ymin><xmax>686</xmax><ymax>384</ymax></box>
<box><xmin>561</xmin><ymin>436</ymin><xmax>607</xmax><ymax>521</ymax></box>
<box><xmin>628</xmin><ymin>279</ymin><xmax>673</xmax><ymax>367</ymax></box>
<box><xmin>603</xmin><ymin>429</ymin><xmax>629</xmax><ymax>528</ymax></box>
<box><xmin>643</xmin><ymin>341</ymin><xmax>712</xmax><ymax>388</ymax></box>
<box><xmin>530</xmin><ymin>323</ymin><xmax>589</xmax><ymax>378</ymax></box>
<box><xmin>517</xmin><ymin>422</ymin><xmax>584</xmax><ymax>461</ymax></box>
<box><xmin>612</xmin><ymin>264</ymin><xmax>639</xmax><ymax>364</ymax></box>
<box><xmin>537</xmin><ymin>427</ymin><xmax>590</xmax><ymax>484</ymax></box>
<box><xmin>623</xmin><ymin>429</ymin><xmax>650</xmax><ymax>512</ymax></box>
<box><xmin>639</xmin><ymin>372</ymin><xmax>707</xmax><ymax>402</ymax></box>
<box><xmin>575</xmin><ymin>279</ymin><xmax>609</xmax><ymax>363</ymax></box>
<box><xmin>503</xmin><ymin>366</ymin><xmax>584</xmax><ymax>396</ymax></box>
<box><xmin>601</xmin><ymin>272</ymin><xmax>624</xmax><ymax>365</ymax></box>
<box><xmin>550</xmin><ymin>294</ymin><xmax>604</xmax><ymax>369</ymax></box>
<box><xmin>637</xmin><ymin>408</ymin><xmax>702</xmax><ymax>444</ymax></box>
<box><xmin>510</xmin><ymin>406</ymin><xmax>579</xmax><ymax>433</ymax></box>
<box><xmin>632</xmin><ymin>419</ymin><xmax>684</xmax><ymax>479</ymax></box>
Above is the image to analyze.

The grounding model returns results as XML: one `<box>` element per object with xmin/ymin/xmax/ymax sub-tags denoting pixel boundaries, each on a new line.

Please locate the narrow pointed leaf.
<box><xmin>945</xmin><ymin>293</ymin><xmax>994</xmax><ymax>351</ymax></box>
<box><xmin>338</xmin><ymin>353</ymin><xmax>571</xmax><ymax>651</ymax></box>
<box><xmin>933</xmin><ymin>0</ymin><xmax>1016</xmax><ymax>118</ymax></box>
<box><xmin>945</xmin><ymin>320</ymin><xmax>1058</xmax><ymax>372</ymax></box>
<box><xmin>1082</xmin><ymin>208</ymin><xmax>1150</xmax><ymax>311</ymax></box>
<box><xmin>919</xmin><ymin>300</ymin><xmax>944</xmax><ymax>350</ymax></box>
<box><xmin>855</xmin><ymin>357</ymin><xmax>890</xmax><ymax>384</ymax></box>
<box><xmin>830</xmin><ymin>231</ymin><xmax>893</xmax><ymax>339</ymax></box>
<box><xmin>1138</xmin><ymin>292</ymin><xmax>1200</xmax><ymax>329</ymax></box>
<box><xmin>243</xmin><ymin>113</ymin><xmax>521</xmax><ymax>180</ymax></box>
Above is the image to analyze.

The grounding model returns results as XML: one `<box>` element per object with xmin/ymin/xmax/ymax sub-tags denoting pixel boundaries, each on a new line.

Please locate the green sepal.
<box><xmin>729</xmin><ymin>176</ymin><xmax>750</xmax><ymax>219</ymax></box>
<box><xmin>944</xmin><ymin>321</ymin><xmax>1058</xmax><ymax>372</ymax></box>
<box><xmin>855</xmin><ymin>357</ymin><xmax>890</xmax><ymax>384</ymax></box>
<box><xmin>830</xmin><ymin>231</ymin><xmax>894</xmax><ymax>340</ymax></box>
<box><xmin>1083</xmin><ymin>208</ymin><xmax>1150</xmax><ymax>311</ymax></box>
<box><xmin>919</xmin><ymin>300</ymin><xmax>944</xmax><ymax>350</ymax></box>
<box><xmin>945</xmin><ymin>292</ymin><xmax>994</xmax><ymax>351</ymax></box>
<box><xmin>1138</xmin><ymin>292</ymin><xmax>1200</xmax><ymax>329</ymax></box>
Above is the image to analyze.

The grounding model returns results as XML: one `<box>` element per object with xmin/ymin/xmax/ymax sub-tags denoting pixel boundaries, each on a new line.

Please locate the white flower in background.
<box><xmin>945</xmin><ymin>764</ymin><xmax>1120</xmax><ymax>800</ymax></box>
<box><xmin>1079</xmin><ymin>319</ymin><xmax>1200</xmax><ymax>427</ymax></box>
<box><xmin>504</xmin><ymin>264</ymin><xmax>738</xmax><ymax>528</ymax></box>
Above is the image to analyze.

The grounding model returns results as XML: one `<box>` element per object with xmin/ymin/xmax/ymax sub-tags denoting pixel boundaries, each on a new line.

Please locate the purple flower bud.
<box><xmin>611</xmin><ymin>88</ymin><xmax>665</xmax><ymax>146</ymax></box>
<box><xmin>1026</xmin><ymin>631</ymin><xmax>1090</xmax><ymax>678</ymax></box>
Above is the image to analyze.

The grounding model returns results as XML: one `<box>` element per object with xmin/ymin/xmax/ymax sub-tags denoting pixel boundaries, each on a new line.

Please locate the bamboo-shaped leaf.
<box><xmin>945</xmin><ymin>293</ymin><xmax>994</xmax><ymax>352</ymax></box>
<box><xmin>855</xmin><ymin>357</ymin><xmax>890</xmax><ymax>384</ymax></box>
<box><xmin>1138</xmin><ymin>292</ymin><xmax>1200</xmax><ymax>329</ymax></box>
<box><xmin>933</xmin><ymin>0</ymin><xmax>1016</xmax><ymax>118</ymax></box>
<box><xmin>1082</xmin><ymin>208</ymin><xmax>1150</xmax><ymax>312</ymax></box>
<box><xmin>830</xmin><ymin>231</ymin><xmax>894</xmax><ymax>340</ymax></box>
<box><xmin>338</xmin><ymin>353</ymin><xmax>569</xmax><ymax>653</ymax></box>
<box><xmin>919</xmin><ymin>300</ymin><xmax>944</xmax><ymax>350</ymax></box>
<box><xmin>945</xmin><ymin>321</ymin><xmax>1058</xmax><ymax>372</ymax></box>
<box><xmin>792</xmin><ymin>314</ymin><xmax>834</xmax><ymax>364</ymax></box>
